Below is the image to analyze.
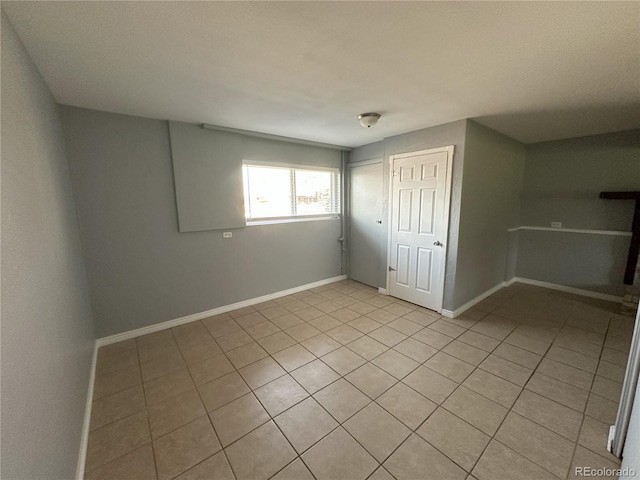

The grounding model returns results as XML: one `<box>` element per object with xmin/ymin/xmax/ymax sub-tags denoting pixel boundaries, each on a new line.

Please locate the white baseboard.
<box><xmin>512</xmin><ymin>277</ymin><xmax>623</xmax><ymax>303</ymax></box>
<box><xmin>440</xmin><ymin>277</ymin><xmax>622</xmax><ymax>319</ymax></box>
<box><xmin>80</xmin><ymin>274</ymin><xmax>347</xmax><ymax>476</ymax></box>
<box><xmin>82</xmin><ymin>271</ymin><xmax>620</xmax><ymax>476</ymax></box>
<box><xmin>505</xmin><ymin>277</ymin><xmax>518</xmax><ymax>287</ymax></box>
<box><xmin>76</xmin><ymin>342</ymin><xmax>98</xmax><ymax>480</ymax></box>
<box><xmin>441</xmin><ymin>281</ymin><xmax>508</xmax><ymax>318</ymax></box>
<box><xmin>507</xmin><ymin>225</ymin><xmax>631</xmax><ymax>237</ymax></box>
<box><xmin>96</xmin><ymin>275</ymin><xmax>347</xmax><ymax>347</ymax></box>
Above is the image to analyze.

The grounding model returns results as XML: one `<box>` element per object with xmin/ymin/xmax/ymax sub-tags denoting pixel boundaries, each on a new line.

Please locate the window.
<box><xmin>242</xmin><ymin>162</ymin><xmax>340</xmax><ymax>223</ymax></box>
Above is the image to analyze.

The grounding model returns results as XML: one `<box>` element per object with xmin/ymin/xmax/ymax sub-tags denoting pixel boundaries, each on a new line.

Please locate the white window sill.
<box><xmin>246</xmin><ymin>215</ymin><xmax>340</xmax><ymax>226</ymax></box>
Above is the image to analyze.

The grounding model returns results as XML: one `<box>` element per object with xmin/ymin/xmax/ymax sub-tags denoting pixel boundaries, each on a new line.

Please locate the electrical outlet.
<box><xmin>223</xmin><ymin>232</ymin><xmax>232</xmax><ymax>238</ymax></box>
<box><xmin>551</xmin><ymin>222</ymin><xmax>562</xmax><ymax>228</ymax></box>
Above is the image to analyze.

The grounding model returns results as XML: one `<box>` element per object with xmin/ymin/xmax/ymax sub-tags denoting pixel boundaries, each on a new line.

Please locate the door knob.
<box><xmin>433</xmin><ymin>241</ymin><xmax>443</xmax><ymax>246</ymax></box>
<box><xmin>376</xmin><ymin>220</ymin><xmax>382</xmax><ymax>224</ymax></box>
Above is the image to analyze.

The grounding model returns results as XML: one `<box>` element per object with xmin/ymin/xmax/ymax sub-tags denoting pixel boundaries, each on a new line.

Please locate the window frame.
<box><xmin>242</xmin><ymin>160</ymin><xmax>341</xmax><ymax>226</ymax></box>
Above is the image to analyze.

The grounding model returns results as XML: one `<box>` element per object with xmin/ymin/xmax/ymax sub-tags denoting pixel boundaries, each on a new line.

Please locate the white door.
<box><xmin>388</xmin><ymin>146</ymin><xmax>453</xmax><ymax>312</ymax></box>
<box><xmin>349</xmin><ymin>161</ymin><xmax>383</xmax><ymax>288</ymax></box>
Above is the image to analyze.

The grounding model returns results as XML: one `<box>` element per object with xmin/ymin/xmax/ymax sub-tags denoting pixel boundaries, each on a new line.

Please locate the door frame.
<box><xmin>611</xmin><ymin>306</ymin><xmax>640</xmax><ymax>457</ymax></box>
<box><xmin>347</xmin><ymin>158</ymin><xmax>383</xmax><ymax>285</ymax></box>
<box><xmin>385</xmin><ymin>146</ymin><xmax>454</xmax><ymax>312</ymax></box>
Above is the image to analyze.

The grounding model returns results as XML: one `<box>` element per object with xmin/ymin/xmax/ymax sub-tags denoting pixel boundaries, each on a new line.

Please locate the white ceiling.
<box><xmin>4</xmin><ymin>1</ymin><xmax>640</xmax><ymax>148</ymax></box>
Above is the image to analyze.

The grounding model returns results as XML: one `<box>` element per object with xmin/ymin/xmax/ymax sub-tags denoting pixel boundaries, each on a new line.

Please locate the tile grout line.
<box><xmin>135</xmin><ymin>343</ymin><xmax>161</xmax><ymax>480</ymax></box>
<box><xmin>354</xmin><ymin>315</ymin><xmax>499</xmax><ymax>475</ymax></box>
<box><xmin>169</xmin><ymin>322</ymin><xmax>237</xmax><ymax>480</ymax></box>
<box><xmin>486</xmin><ymin>304</ymin><xmax>623</xmax><ymax>479</ymax></box>
<box><xmin>89</xmin><ymin>280</ymin><xmax>629</xmax><ymax>480</ymax></box>
<box><xmin>86</xmin><ymin>281</ymin><xmax>424</xmax><ymax>477</ymax></box>
<box><xmin>183</xmin><ymin>286</ymin><xmax>365</xmax><ymax>478</ymax></box>
<box><xmin>260</xmin><ymin>281</ymin><xmax>390</xmax><ymax>479</ymax></box>
<box><xmin>563</xmin><ymin>313</ymin><xmax>615</xmax><ymax>480</ymax></box>
<box><xmin>83</xmin><ymin>345</ymin><xmax>148</xmax><ymax>476</ymax></box>
<box><xmin>412</xmin><ymin>319</ymin><xmax>509</xmax><ymax>477</ymax></box>
<box><xmin>90</xmin><ymin>323</ymin><xmax>560</xmax><ymax>443</ymax></box>
<box><xmin>321</xmin><ymin>293</ymin><xmax>567</xmax><ymax>477</ymax></box>
<box><xmin>258</xmin><ymin>326</ymin><xmax>424</xmax><ymax>476</ymax></box>
<box><xmin>464</xmin><ymin>292</ymin><xmax>569</xmax><ymax>479</ymax></box>
<box><xmin>378</xmin><ymin>295</ymin><xmax>522</xmax><ymax>477</ymax></box>
<box><xmin>85</xmin><ymin>342</ymin><xmax>158</xmax><ymax>477</ymax></box>
<box><xmin>414</xmin><ymin>293</ymin><xmax>568</xmax><ymax>478</ymax></box>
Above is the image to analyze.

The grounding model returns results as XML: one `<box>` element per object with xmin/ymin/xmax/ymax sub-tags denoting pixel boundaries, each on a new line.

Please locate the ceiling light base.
<box><xmin>358</xmin><ymin>112</ymin><xmax>381</xmax><ymax>128</ymax></box>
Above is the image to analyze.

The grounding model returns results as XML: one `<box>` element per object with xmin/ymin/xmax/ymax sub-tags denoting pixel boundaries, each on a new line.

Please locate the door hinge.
<box><xmin>388</xmin><ymin>266</ymin><xmax>396</xmax><ymax>272</ymax></box>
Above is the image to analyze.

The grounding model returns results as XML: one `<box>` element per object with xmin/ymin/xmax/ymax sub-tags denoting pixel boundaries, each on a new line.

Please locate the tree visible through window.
<box><xmin>242</xmin><ymin>163</ymin><xmax>340</xmax><ymax>221</ymax></box>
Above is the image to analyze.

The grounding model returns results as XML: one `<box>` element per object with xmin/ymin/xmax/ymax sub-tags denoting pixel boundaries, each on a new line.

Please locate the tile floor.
<box><xmin>85</xmin><ymin>279</ymin><xmax>635</xmax><ymax>480</ymax></box>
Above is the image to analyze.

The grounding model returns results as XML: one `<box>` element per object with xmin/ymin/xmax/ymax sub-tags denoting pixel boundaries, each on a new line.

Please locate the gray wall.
<box><xmin>171</xmin><ymin>121</ymin><xmax>343</xmax><ymax>233</ymax></box>
<box><xmin>349</xmin><ymin>140</ymin><xmax>384</xmax><ymax>163</ymax></box>
<box><xmin>350</xmin><ymin>120</ymin><xmax>468</xmax><ymax>311</ymax></box>
<box><xmin>349</xmin><ymin>120</ymin><xmax>530</xmax><ymax>311</ymax></box>
<box><xmin>384</xmin><ymin>121</ymin><xmax>468</xmax><ymax>311</ymax></box>
<box><xmin>517</xmin><ymin>230</ymin><xmax>630</xmax><ymax>295</ymax></box>
<box><xmin>60</xmin><ymin>107</ymin><xmax>343</xmax><ymax>338</ymax></box>
<box><xmin>520</xmin><ymin>130</ymin><xmax>640</xmax><ymax>230</ymax></box>
<box><xmin>170</xmin><ymin>122</ymin><xmax>245</xmax><ymax>232</ymax></box>
<box><xmin>453</xmin><ymin>120</ymin><xmax>526</xmax><ymax>307</ymax></box>
<box><xmin>516</xmin><ymin>130</ymin><xmax>640</xmax><ymax>296</ymax></box>
<box><xmin>1</xmin><ymin>13</ymin><xmax>95</xmax><ymax>480</ymax></box>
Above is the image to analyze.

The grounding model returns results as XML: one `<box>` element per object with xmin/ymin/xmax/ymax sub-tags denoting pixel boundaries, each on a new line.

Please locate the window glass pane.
<box><xmin>294</xmin><ymin>169</ymin><xmax>335</xmax><ymax>215</ymax></box>
<box><xmin>244</xmin><ymin>166</ymin><xmax>292</xmax><ymax>218</ymax></box>
<box><xmin>243</xmin><ymin>163</ymin><xmax>340</xmax><ymax>221</ymax></box>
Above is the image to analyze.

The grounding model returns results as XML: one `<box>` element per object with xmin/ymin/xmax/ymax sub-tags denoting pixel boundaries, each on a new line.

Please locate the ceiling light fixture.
<box><xmin>357</xmin><ymin>112</ymin><xmax>381</xmax><ymax>128</ymax></box>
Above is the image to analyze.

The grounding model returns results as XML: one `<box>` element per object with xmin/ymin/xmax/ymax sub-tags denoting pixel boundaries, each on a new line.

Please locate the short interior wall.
<box><xmin>350</xmin><ymin>125</ymin><xmax>639</xmax><ymax>312</ymax></box>
<box><xmin>349</xmin><ymin>120</ymin><xmax>529</xmax><ymax>313</ymax></box>
<box><xmin>452</xmin><ymin>120</ymin><xmax>526</xmax><ymax>308</ymax></box>
<box><xmin>515</xmin><ymin>130</ymin><xmax>640</xmax><ymax>297</ymax></box>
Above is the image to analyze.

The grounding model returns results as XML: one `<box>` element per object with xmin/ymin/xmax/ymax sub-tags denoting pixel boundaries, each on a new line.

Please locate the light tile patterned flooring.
<box><xmin>86</xmin><ymin>280</ymin><xmax>634</xmax><ymax>480</ymax></box>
